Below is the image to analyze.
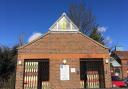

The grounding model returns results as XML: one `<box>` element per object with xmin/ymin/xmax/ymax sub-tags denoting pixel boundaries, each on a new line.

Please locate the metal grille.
<box><xmin>80</xmin><ymin>59</ymin><xmax>105</xmax><ymax>88</ymax></box>
<box><xmin>38</xmin><ymin>60</ymin><xmax>49</xmax><ymax>89</ymax></box>
<box><xmin>23</xmin><ymin>60</ymin><xmax>49</xmax><ymax>89</ymax></box>
<box><xmin>24</xmin><ymin>62</ymin><xmax>38</xmax><ymax>89</ymax></box>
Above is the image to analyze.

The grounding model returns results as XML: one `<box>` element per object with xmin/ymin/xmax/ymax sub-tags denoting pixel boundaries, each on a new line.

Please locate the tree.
<box><xmin>67</xmin><ymin>2</ymin><xmax>105</xmax><ymax>45</ymax></box>
<box><xmin>67</xmin><ymin>2</ymin><xmax>95</xmax><ymax>35</ymax></box>
<box><xmin>0</xmin><ymin>45</ymin><xmax>18</xmax><ymax>80</ymax></box>
<box><xmin>90</xmin><ymin>26</ymin><xmax>105</xmax><ymax>45</ymax></box>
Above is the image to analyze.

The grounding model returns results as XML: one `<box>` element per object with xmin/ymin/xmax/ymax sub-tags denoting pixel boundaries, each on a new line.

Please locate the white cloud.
<box><xmin>28</xmin><ymin>32</ymin><xmax>42</xmax><ymax>42</ymax></box>
<box><xmin>97</xmin><ymin>26</ymin><xmax>107</xmax><ymax>33</ymax></box>
<box><xmin>104</xmin><ymin>36</ymin><xmax>112</xmax><ymax>44</ymax></box>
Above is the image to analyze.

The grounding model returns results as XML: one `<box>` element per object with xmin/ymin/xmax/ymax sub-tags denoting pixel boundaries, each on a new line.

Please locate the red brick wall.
<box><xmin>19</xmin><ymin>33</ymin><xmax>108</xmax><ymax>54</ymax></box>
<box><xmin>15</xmin><ymin>59</ymin><xmax>24</xmax><ymax>89</ymax></box>
<box><xmin>15</xmin><ymin>32</ymin><xmax>111</xmax><ymax>89</ymax></box>
<box><xmin>121</xmin><ymin>59</ymin><xmax>128</xmax><ymax>78</ymax></box>
<box><xmin>49</xmin><ymin>58</ymin><xmax>80</xmax><ymax>89</ymax></box>
<box><xmin>103</xmin><ymin>59</ymin><xmax>112</xmax><ymax>88</ymax></box>
<box><xmin>15</xmin><ymin>53</ymin><xmax>112</xmax><ymax>89</ymax></box>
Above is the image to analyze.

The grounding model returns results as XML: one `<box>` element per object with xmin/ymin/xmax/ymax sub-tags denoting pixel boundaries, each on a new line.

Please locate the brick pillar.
<box><xmin>15</xmin><ymin>59</ymin><xmax>24</xmax><ymax>89</ymax></box>
<box><xmin>50</xmin><ymin>58</ymin><xmax>80</xmax><ymax>89</ymax></box>
<box><xmin>103</xmin><ymin>58</ymin><xmax>112</xmax><ymax>88</ymax></box>
<box><xmin>122</xmin><ymin>60</ymin><xmax>128</xmax><ymax>78</ymax></box>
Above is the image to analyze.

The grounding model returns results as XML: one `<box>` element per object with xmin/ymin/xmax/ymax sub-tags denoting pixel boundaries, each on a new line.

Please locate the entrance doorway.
<box><xmin>23</xmin><ymin>59</ymin><xmax>49</xmax><ymax>89</ymax></box>
<box><xmin>80</xmin><ymin>59</ymin><xmax>105</xmax><ymax>88</ymax></box>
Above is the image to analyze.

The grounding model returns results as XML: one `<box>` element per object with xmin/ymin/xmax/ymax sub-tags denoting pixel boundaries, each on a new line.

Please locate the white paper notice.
<box><xmin>60</xmin><ymin>65</ymin><xmax>70</xmax><ymax>80</ymax></box>
<box><xmin>71</xmin><ymin>68</ymin><xmax>76</xmax><ymax>73</ymax></box>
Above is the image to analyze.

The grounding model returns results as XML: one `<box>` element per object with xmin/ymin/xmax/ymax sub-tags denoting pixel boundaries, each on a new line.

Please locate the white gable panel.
<box><xmin>49</xmin><ymin>12</ymin><xmax>79</xmax><ymax>32</ymax></box>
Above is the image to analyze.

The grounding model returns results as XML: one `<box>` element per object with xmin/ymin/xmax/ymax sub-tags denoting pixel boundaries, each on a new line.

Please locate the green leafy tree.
<box><xmin>90</xmin><ymin>26</ymin><xmax>105</xmax><ymax>45</ymax></box>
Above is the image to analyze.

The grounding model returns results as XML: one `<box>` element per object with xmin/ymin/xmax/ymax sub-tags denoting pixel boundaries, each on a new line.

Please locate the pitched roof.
<box><xmin>18</xmin><ymin>31</ymin><xmax>108</xmax><ymax>54</ymax></box>
<box><xmin>114</xmin><ymin>51</ymin><xmax>128</xmax><ymax>59</ymax></box>
<box><xmin>18</xmin><ymin>12</ymin><xmax>108</xmax><ymax>54</ymax></box>
<box><xmin>110</xmin><ymin>57</ymin><xmax>121</xmax><ymax>67</ymax></box>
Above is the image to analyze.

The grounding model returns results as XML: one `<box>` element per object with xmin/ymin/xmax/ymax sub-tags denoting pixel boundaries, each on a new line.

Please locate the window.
<box><xmin>115</xmin><ymin>68</ymin><xmax>120</xmax><ymax>74</ymax></box>
<box><xmin>58</xmin><ymin>17</ymin><xmax>70</xmax><ymax>30</ymax></box>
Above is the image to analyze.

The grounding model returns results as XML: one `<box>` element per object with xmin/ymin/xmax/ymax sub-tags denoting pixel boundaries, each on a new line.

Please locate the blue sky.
<box><xmin>0</xmin><ymin>0</ymin><xmax>128</xmax><ymax>50</ymax></box>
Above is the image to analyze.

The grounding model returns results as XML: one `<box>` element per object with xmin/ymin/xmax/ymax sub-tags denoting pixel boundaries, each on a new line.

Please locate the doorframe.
<box><xmin>23</xmin><ymin>59</ymin><xmax>50</xmax><ymax>89</ymax></box>
<box><xmin>80</xmin><ymin>58</ymin><xmax>105</xmax><ymax>88</ymax></box>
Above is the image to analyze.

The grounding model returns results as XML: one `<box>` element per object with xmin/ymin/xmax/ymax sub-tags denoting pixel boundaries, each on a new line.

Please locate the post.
<box><xmin>103</xmin><ymin>58</ymin><xmax>112</xmax><ymax>88</ymax></box>
<box><xmin>15</xmin><ymin>59</ymin><xmax>24</xmax><ymax>89</ymax></box>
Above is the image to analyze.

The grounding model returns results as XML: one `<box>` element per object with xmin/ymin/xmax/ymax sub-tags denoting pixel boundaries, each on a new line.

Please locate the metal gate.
<box><xmin>80</xmin><ymin>59</ymin><xmax>105</xmax><ymax>88</ymax></box>
<box><xmin>23</xmin><ymin>59</ymin><xmax>49</xmax><ymax>89</ymax></box>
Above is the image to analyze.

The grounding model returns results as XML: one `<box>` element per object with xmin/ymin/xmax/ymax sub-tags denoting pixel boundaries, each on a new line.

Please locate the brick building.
<box><xmin>111</xmin><ymin>51</ymin><xmax>128</xmax><ymax>79</ymax></box>
<box><xmin>15</xmin><ymin>13</ymin><xmax>112</xmax><ymax>89</ymax></box>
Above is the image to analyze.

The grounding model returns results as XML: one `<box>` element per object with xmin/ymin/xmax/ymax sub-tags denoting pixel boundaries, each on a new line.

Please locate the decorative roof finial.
<box><xmin>62</xmin><ymin>12</ymin><xmax>67</xmax><ymax>16</ymax></box>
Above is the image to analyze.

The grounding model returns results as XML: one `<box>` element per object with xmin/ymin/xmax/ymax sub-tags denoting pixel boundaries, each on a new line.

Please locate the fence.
<box><xmin>0</xmin><ymin>73</ymin><xmax>15</xmax><ymax>89</ymax></box>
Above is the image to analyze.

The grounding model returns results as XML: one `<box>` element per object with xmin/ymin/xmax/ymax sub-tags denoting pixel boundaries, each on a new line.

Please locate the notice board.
<box><xmin>60</xmin><ymin>65</ymin><xmax>70</xmax><ymax>80</ymax></box>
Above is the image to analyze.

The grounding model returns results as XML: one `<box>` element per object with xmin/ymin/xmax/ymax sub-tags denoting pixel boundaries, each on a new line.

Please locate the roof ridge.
<box><xmin>17</xmin><ymin>31</ymin><xmax>51</xmax><ymax>49</ymax></box>
<box><xmin>78</xmin><ymin>32</ymin><xmax>108</xmax><ymax>49</ymax></box>
<box><xmin>18</xmin><ymin>31</ymin><xmax>108</xmax><ymax>50</ymax></box>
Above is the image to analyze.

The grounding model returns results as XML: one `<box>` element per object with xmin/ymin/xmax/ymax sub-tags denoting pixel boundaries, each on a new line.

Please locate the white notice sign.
<box><xmin>60</xmin><ymin>65</ymin><xmax>70</xmax><ymax>80</ymax></box>
<box><xmin>71</xmin><ymin>68</ymin><xmax>76</xmax><ymax>73</ymax></box>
